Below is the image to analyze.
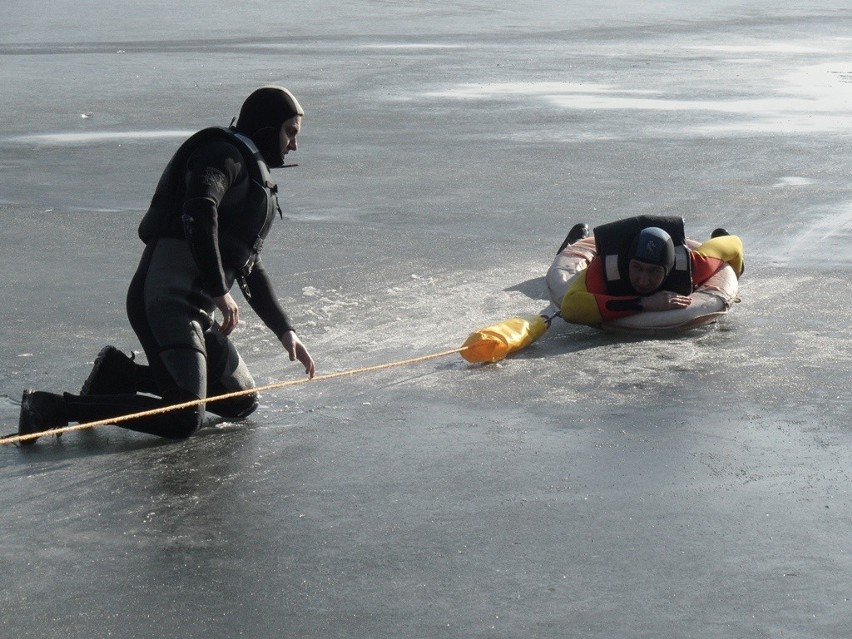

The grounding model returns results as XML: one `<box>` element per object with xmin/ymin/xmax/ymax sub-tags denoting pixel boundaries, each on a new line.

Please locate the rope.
<box><xmin>2</xmin><ymin>346</ymin><xmax>467</xmax><ymax>446</ymax></box>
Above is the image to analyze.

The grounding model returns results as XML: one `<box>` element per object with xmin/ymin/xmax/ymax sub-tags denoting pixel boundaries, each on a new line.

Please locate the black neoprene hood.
<box><xmin>234</xmin><ymin>86</ymin><xmax>304</xmax><ymax>167</ymax></box>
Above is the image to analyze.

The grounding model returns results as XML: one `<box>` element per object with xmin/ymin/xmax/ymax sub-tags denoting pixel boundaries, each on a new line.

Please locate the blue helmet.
<box><xmin>629</xmin><ymin>227</ymin><xmax>675</xmax><ymax>275</ymax></box>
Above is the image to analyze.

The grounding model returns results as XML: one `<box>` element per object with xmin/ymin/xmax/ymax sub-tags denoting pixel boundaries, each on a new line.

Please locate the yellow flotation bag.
<box><xmin>461</xmin><ymin>314</ymin><xmax>551</xmax><ymax>363</ymax></box>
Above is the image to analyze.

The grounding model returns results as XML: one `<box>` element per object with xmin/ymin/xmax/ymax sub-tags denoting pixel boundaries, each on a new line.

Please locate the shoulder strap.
<box><xmin>219</xmin><ymin>128</ymin><xmax>277</xmax><ymax>191</ymax></box>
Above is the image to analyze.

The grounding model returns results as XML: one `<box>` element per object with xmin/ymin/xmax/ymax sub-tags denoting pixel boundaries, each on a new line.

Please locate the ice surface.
<box><xmin>1</xmin><ymin>2</ymin><xmax>850</xmax><ymax>638</ymax></box>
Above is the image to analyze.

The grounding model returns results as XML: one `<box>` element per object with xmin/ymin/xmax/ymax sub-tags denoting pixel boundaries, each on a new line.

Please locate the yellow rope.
<box><xmin>3</xmin><ymin>347</ymin><xmax>467</xmax><ymax>446</ymax></box>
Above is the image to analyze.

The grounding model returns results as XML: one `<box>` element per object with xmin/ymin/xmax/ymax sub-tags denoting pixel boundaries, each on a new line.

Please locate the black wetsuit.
<box><xmin>64</xmin><ymin>130</ymin><xmax>294</xmax><ymax>438</ymax></box>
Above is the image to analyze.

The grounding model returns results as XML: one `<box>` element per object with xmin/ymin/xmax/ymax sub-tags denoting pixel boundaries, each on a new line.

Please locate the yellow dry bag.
<box><xmin>460</xmin><ymin>314</ymin><xmax>551</xmax><ymax>363</ymax></box>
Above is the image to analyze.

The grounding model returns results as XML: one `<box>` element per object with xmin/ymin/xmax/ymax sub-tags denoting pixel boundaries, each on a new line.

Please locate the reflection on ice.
<box><xmin>773</xmin><ymin>177</ymin><xmax>816</xmax><ymax>188</ymax></box>
<box><xmin>423</xmin><ymin>61</ymin><xmax>852</xmax><ymax>136</ymax></box>
<box><xmin>424</xmin><ymin>82</ymin><xmax>650</xmax><ymax>99</ymax></box>
<box><xmin>692</xmin><ymin>43</ymin><xmax>828</xmax><ymax>54</ymax></box>
<box><xmin>775</xmin><ymin>203</ymin><xmax>852</xmax><ymax>266</ymax></box>
<box><xmin>5</xmin><ymin>130</ymin><xmax>193</xmax><ymax>145</ymax></box>
<box><xmin>362</xmin><ymin>43</ymin><xmax>465</xmax><ymax>50</ymax></box>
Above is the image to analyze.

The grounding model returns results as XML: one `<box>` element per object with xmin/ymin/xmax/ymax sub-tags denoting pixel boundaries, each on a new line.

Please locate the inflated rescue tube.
<box><xmin>547</xmin><ymin>237</ymin><xmax>738</xmax><ymax>334</ymax></box>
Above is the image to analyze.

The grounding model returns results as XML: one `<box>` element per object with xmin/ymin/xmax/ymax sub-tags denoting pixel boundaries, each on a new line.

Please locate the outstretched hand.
<box><xmin>214</xmin><ymin>292</ymin><xmax>240</xmax><ymax>336</ymax></box>
<box><xmin>641</xmin><ymin>291</ymin><xmax>692</xmax><ymax>312</ymax></box>
<box><xmin>281</xmin><ymin>330</ymin><xmax>316</xmax><ymax>378</ymax></box>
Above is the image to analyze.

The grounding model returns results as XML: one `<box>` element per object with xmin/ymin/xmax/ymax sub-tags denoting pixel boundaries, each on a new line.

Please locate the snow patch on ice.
<box><xmin>773</xmin><ymin>177</ymin><xmax>816</xmax><ymax>187</ymax></box>
<box><xmin>4</xmin><ymin>130</ymin><xmax>193</xmax><ymax>145</ymax></box>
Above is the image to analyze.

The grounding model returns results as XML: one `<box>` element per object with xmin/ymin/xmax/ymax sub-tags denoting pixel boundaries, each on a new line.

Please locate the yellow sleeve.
<box><xmin>695</xmin><ymin>235</ymin><xmax>745</xmax><ymax>276</ymax></box>
<box><xmin>560</xmin><ymin>270</ymin><xmax>604</xmax><ymax>326</ymax></box>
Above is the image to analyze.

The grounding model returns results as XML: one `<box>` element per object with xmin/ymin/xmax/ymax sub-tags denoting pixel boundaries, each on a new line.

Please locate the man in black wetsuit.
<box><xmin>18</xmin><ymin>86</ymin><xmax>316</xmax><ymax>444</ymax></box>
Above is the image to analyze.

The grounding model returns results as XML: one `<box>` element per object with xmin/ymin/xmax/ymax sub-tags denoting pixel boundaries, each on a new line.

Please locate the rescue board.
<box><xmin>547</xmin><ymin>237</ymin><xmax>738</xmax><ymax>335</ymax></box>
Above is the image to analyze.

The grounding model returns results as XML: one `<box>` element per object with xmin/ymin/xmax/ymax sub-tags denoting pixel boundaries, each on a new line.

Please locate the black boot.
<box><xmin>80</xmin><ymin>346</ymin><xmax>137</xmax><ymax>395</ymax></box>
<box><xmin>557</xmin><ymin>223</ymin><xmax>590</xmax><ymax>254</ymax></box>
<box><xmin>18</xmin><ymin>390</ymin><xmax>68</xmax><ymax>445</ymax></box>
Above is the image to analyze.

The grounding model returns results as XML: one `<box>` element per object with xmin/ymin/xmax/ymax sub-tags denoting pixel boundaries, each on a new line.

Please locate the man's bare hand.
<box><xmin>214</xmin><ymin>292</ymin><xmax>240</xmax><ymax>335</ymax></box>
<box><xmin>641</xmin><ymin>291</ymin><xmax>692</xmax><ymax>312</ymax></box>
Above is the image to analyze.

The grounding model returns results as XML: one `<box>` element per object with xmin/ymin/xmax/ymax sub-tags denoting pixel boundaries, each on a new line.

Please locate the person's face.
<box><xmin>279</xmin><ymin>115</ymin><xmax>302</xmax><ymax>159</ymax></box>
<box><xmin>628</xmin><ymin>259</ymin><xmax>666</xmax><ymax>295</ymax></box>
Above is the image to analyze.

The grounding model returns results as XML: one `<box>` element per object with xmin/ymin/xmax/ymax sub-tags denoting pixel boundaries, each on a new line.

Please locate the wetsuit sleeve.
<box><xmin>242</xmin><ymin>258</ymin><xmax>295</xmax><ymax>339</ymax></box>
<box><xmin>180</xmin><ymin>139</ymin><xmax>246</xmax><ymax>297</ymax></box>
<box><xmin>560</xmin><ymin>258</ymin><xmax>644</xmax><ymax>326</ymax></box>
<box><xmin>691</xmin><ymin>235</ymin><xmax>745</xmax><ymax>284</ymax></box>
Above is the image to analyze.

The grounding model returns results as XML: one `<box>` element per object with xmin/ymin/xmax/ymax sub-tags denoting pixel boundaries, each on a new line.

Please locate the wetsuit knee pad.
<box><xmin>204</xmin><ymin>330</ymin><xmax>256</xmax><ymax>390</ymax></box>
<box><xmin>159</xmin><ymin>347</ymin><xmax>206</xmax><ymax>400</ymax></box>
<box><xmin>167</xmin><ymin>407</ymin><xmax>204</xmax><ymax>439</ymax></box>
<box><xmin>161</xmin><ymin>389</ymin><xmax>205</xmax><ymax>438</ymax></box>
<box><xmin>206</xmin><ymin>385</ymin><xmax>259</xmax><ymax>419</ymax></box>
<box><xmin>205</xmin><ymin>330</ymin><xmax>235</xmax><ymax>379</ymax></box>
<box><xmin>202</xmin><ymin>330</ymin><xmax>258</xmax><ymax>419</ymax></box>
<box><xmin>231</xmin><ymin>394</ymin><xmax>259</xmax><ymax>418</ymax></box>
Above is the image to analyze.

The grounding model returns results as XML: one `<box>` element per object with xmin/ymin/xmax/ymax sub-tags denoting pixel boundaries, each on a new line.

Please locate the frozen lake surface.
<box><xmin>1</xmin><ymin>2</ymin><xmax>850</xmax><ymax>638</ymax></box>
